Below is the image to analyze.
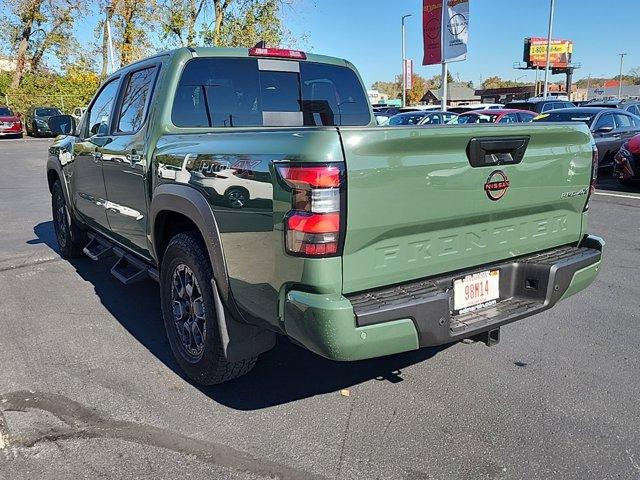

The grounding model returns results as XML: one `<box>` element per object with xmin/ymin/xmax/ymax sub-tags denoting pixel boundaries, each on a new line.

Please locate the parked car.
<box><xmin>533</xmin><ymin>107</ymin><xmax>640</xmax><ymax>167</ymax></box>
<box><xmin>449</xmin><ymin>109</ymin><xmax>537</xmax><ymax>124</ymax></box>
<box><xmin>504</xmin><ymin>99</ymin><xmax>575</xmax><ymax>113</ymax></box>
<box><xmin>388</xmin><ymin>110</ymin><xmax>457</xmax><ymax>126</ymax></box>
<box><xmin>25</xmin><ymin>106</ymin><xmax>63</xmax><ymax>137</ymax></box>
<box><xmin>580</xmin><ymin>99</ymin><xmax>640</xmax><ymax>117</ymax></box>
<box><xmin>0</xmin><ymin>105</ymin><xmax>23</xmax><ymax>138</ymax></box>
<box><xmin>46</xmin><ymin>46</ymin><xmax>603</xmax><ymax>385</ymax></box>
<box><xmin>613</xmin><ymin>133</ymin><xmax>640</xmax><ymax>185</ymax></box>
<box><xmin>398</xmin><ymin>105</ymin><xmax>442</xmax><ymax>113</ymax></box>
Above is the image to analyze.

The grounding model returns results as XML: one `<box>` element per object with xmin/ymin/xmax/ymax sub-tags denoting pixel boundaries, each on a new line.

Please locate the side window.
<box><xmin>614</xmin><ymin>113</ymin><xmax>633</xmax><ymax>129</ymax></box>
<box><xmin>594</xmin><ymin>113</ymin><xmax>615</xmax><ymax>131</ymax></box>
<box><xmin>499</xmin><ymin>113</ymin><xmax>519</xmax><ymax>123</ymax></box>
<box><xmin>541</xmin><ymin>103</ymin><xmax>553</xmax><ymax>112</ymax></box>
<box><xmin>519</xmin><ymin>112</ymin><xmax>535</xmax><ymax>122</ymax></box>
<box><xmin>443</xmin><ymin>113</ymin><xmax>456</xmax><ymax>123</ymax></box>
<box><xmin>117</xmin><ymin>66</ymin><xmax>157</xmax><ymax>133</ymax></box>
<box><xmin>422</xmin><ymin>113</ymin><xmax>440</xmax><ymax>125</ymax></box>
<box><xmin>87</xmin><ymin>79</ymin><xmax>120</xmax><ymax>137</ymax></box>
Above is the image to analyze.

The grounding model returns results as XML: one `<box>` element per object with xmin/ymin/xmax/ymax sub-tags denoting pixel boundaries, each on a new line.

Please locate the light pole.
<box><xmin>401</xmin><ymin>14</ymin><xmax>412</xmax><ymax>107</ymax></box>
<box><xmin>618</xmin><ymin>53</ymin><xmax>627</xmax><ymax>99</ymax></box>
<box><xmin>542</xmin><ymin>0</ymin><xmax>555</xmax><ymax>99</ymax></box>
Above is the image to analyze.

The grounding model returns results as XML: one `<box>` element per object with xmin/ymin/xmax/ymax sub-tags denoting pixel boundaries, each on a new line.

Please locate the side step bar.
<box><xmin>83</xmin><ymin>233</ymin><xmax>158</xmax><ymax>284</ymax></box>
<box><xmin>83</xmin><ymin>232</ymin><xmax>113</xmax><ymax>261</ymax></box>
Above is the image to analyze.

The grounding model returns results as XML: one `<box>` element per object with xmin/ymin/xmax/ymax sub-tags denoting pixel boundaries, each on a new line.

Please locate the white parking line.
<box><xmin>595</xmin><ymin>191</ymin><xmax>640</xmax><ymax>201</ymax></box>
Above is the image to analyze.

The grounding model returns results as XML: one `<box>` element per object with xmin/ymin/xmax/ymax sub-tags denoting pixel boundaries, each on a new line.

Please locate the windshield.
<box><xmin>0</xmin><ymin>107</ymin><xmax>13</xmax><ymax>116</ymax></box>
<box><xmin>456</xmin><ymin>113</ymin><xmax>498</xmax><ymax>124</ymax></box>
<box><xmin>172</xmin><ymin>58</ymin><xmax>371</xmax><ymax>127</ymax></box>
<box><xmin>388</xmin><ymin>113</ymin><xmax>425</xmax><ymax>125</ymax></box>
<box><xmin>533</xmin><ymin>112</ymin><xmax>596</xmax><ymax>126</ymax></box>
<box><xmin>35</xmin><ymin>108</ymin><xmax>62</xmax><ymax>117</ymax></box>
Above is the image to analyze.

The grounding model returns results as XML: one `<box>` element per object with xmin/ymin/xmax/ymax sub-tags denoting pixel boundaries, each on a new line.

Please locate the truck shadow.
<box><xmin>32</xmin><ymin>221</ymin><xmax>449</xmax><ymax>411</ymax></box>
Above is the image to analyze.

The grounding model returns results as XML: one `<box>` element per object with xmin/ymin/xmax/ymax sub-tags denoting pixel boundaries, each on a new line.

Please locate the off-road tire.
<box><xmin>51</xmin><ymin>180</ymin><xmax>85</xmax><ymax>258</ymax></box>
<box><xmin>160</xmin><ymin>231</ymin><xmax>257</xmax><ymax>385</ymax></box>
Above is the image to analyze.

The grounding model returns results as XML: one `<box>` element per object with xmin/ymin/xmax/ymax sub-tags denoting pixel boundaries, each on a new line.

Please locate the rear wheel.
<box><xmin>160</xmin><ymin>232</ymin><xmax>257</xmax><ymax>385</ymax></box>
<box><xmin>51</xmin><ymin>180</ymin><xmax>85</xmax><ymax>258</ymax></box>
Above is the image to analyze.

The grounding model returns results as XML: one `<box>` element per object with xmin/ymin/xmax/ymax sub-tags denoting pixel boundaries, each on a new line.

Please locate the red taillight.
<box><xmin>277</xmin><ymin>163</ymin><xmax>344</xmax><ymax>257</ymax></box>
<box><xmin>248</xmin><ymin>47</ymin><xmax>307</xmax><ymax>60</ymax></box>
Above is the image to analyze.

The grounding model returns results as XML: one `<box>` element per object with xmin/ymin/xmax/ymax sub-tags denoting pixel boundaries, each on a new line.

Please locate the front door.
<box><xmin>101</xmin><ymin>65</ymin><xmax>158</xmax><ymax>257</ymax></box>
<box><xmin>70</xmin><ymin>78</ymin><xmax>120</xmax><ymax>232</ymax></box>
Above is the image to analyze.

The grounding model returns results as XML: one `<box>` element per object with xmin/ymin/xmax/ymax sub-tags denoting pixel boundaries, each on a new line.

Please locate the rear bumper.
<box><xmin>283</xmin><ymin>235</ymin><xmax>604</xmax><ymax>361</ymax></box>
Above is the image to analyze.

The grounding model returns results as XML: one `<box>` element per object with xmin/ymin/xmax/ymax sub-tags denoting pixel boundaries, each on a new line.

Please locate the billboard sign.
<box><xmin>524</xmin><ymin>38</ymin><xmax>573</xmax><ymax>68</ymax></box>
<box><xmin>423</xmin><ymin>0</ymin><xmax>469</xmax><ymax>66</ymax></box>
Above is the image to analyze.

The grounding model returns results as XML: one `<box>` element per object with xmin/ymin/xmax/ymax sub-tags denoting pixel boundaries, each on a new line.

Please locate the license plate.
<box><xmin>453</xmin><ymin>270</ymin><xmax>500</xmax><ymax>314</ymax></box>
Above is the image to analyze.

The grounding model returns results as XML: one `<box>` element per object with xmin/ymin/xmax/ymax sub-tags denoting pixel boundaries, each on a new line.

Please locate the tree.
<box><xmin>428</xmin><ymin>71</ymin><xmax>454</xmax><ymax>89</ymax></box>
<box><xmin>481</xmin><ymin>75</ymin><xmax>526</xmax><ymax>89</ymax></box>
<box><xmin>159</xmin><ymin>0</ymin><xmax>210</xmax><ymax>47</ymax></box>
<box><xmin>371</xmin><ymin>80</ymin><xmax>400</xmax><ymax>99</ymax></box>
<box><xmin>1</xmin><ymin>0</ymin><xmax>84</xmax><ymax>88</ymax></box>
<box><xmin>406</xmin><ymin>73</ymin><xmax>427</xmax><ymax>105</ymax></box>
<box><xmin>111</xmin><ymin>0</ymin><xmax>156</xmax><ymax>66</ymax></box>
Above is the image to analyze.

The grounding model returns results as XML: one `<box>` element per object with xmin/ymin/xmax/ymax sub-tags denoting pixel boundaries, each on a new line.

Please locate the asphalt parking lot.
<box><xmin>0</xmin><ymin>137</ymin><xmax>638</xmax><ymax>480</ymax></box>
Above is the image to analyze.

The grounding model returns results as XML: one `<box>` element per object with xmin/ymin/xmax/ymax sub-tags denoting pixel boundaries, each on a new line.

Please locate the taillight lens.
<box><xmin>584</xmin><ymin>141</ymin><xmax>598</xmax><ymax>211</ymax></box>
<box><xmin>277</xmin><ymin>163</ymin><xmax>344</xmax><ymax>257</ymax></box>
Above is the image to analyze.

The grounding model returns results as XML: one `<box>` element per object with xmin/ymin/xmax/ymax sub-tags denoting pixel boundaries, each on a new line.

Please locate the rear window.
<box><xmin>0</xmin><ymin>107</ymin><xmax>13</xmax><ymax>116</ymax></box>
<box><xmin>533</xmin><ymin>112</ymin><xmax>596</xmax><ymax>125</ymax></box>
<box><xmin>504</xmin><ymin>102</ymin><xmax>535</xmax><ymax>112</ymax></box>
<box><xmin>172</xmin><ymin>58</ymin><xmax>370</xmax><ymax>128</ymax></box>
<box><xmin>35</xmin><ymin>107</ymin><xmax>62</xmax><ymax>117</ymax></box>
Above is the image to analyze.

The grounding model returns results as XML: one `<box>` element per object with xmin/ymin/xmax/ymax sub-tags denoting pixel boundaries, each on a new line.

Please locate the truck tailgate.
<box><xmin>339</xmin><ymin>123</ymin><xmax>593</xmax><ymax>294</ymax></box>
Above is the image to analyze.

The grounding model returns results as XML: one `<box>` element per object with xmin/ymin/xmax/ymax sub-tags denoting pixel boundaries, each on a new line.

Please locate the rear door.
<box><xmin>339</xmin><ymin>123</ymin><xmax>593</xmax><ymax>293</ymax></box>
<box><xmin>101</xmin><ymin>64</ymin><xmax>159</xmax><ymax>256</ymax></box>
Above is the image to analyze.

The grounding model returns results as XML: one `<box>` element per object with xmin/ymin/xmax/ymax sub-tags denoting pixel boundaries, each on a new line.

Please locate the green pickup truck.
<box><xmin>46</xmin><ymin>47</ymin><xmax>604</xmax><ymax>385</ymax></box>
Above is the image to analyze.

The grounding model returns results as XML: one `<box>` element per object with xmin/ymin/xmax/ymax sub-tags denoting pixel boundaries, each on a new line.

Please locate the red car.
<box><xmin>613</xmin><ymin>133</ymin><xmax>640</xmax><ymax>185</ymax></box>
<box><xmin>451</xmin><ymin>109</ymin><xmax>537</xmax><ymax>124</ymax></box>
<box><xmin>0</xmin><ymin>106</ymin><xmax>23</xmax><ymax>138</ymax></box>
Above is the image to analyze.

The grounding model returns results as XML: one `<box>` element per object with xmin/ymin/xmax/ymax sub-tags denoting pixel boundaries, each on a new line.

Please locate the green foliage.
<box><xmin>481</xmin><ymin>76</ymin><xmax>527</xmax><ymax>89</ymax></box>
<box><xmin>1</xmin><ymin>69</ymin><xmax>100</xmax><ymax>115</ymax></box>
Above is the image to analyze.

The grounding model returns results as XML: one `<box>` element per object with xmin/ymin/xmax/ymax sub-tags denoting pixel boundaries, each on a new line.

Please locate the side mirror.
<box><xmin>595</xmin><ymin>125</ymin><xmax>614</xmax><ymax>134</ymax></box>
<box><xmin>47</xmin><ymin>115</ymin><xmax>77</xmax><ymax>136</ymax></box>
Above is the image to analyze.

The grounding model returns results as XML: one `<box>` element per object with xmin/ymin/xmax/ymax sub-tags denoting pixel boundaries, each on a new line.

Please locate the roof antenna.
<box><xmin>254</xmin><ymin>40</ymin><xmax>267</xmax><ymax>49</ymax></box>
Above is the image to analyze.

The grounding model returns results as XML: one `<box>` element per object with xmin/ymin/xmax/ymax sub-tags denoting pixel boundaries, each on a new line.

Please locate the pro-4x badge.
<box><xmin>484</xmin><ymin>170</ymin><xmax>509</xmax><ymax>201</ymax></box>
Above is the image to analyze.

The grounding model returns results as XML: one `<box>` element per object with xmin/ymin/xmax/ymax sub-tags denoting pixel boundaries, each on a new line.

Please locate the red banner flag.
<box><xmin>423</xmin><ymin>0</ymin><xmax>443</xmax><ymax>65</ymax></box>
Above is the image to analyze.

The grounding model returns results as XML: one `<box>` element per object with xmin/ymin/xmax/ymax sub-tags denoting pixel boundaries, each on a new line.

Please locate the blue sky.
<box><xmin>282</xmin><ymin>0</ymin><xmax>639</xmax><ymax>88</ymax></box>
<box><xmin>70</xmin><ymin>0</ymin><xmax>637</xmax><ymax>88</ymax></box>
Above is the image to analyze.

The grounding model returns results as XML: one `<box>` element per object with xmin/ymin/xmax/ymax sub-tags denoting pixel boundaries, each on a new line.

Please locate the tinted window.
<box><xmin>541</xmin><ymin>103</ymin><xmax>556</xmax><ymax>112</ymax></box>
<box><xmin>172</xmin><ymin>58</ymin><xmax>370</xmax><ymax>128</ymax></box>
<box><xmin>300</xmin><ymin>62</ymin><xmax>370</xmax><ymax>126</ymax></box>
<box><xmin>36</xmin><ymin>107</ymin><xmax>62</xmax><ymax>117</ymax></box>
<box><xmin>626</xmin><ymin>105</ymin><xmax>640</xmax><ymax>116</ymax></box>
<box><xmin>614</xmin><ymin>113</ymin><xmax>633</xmax><ymax>128</ymax></box>
<box><xmin>0</xmin><ymin>107</ymin><xmax>13</xmax><ymax>116</ymax></box>
<box><xmin>505</xmin><ymin>102</ymin><xmax>535</xmax><ymax>112</ymax></box>
<box><xmin>117</xmin><ymin>67</ymin><xmax>157</xmax><ymax>133</ymax></box>
<box><xmin>498</xmin><ymin>113</ymin><xmax>519</xmax><ymax>123</ymax></box>
<box><xmin>594</xmin><ymin>113</ymin><xmax>615</xmax><ymax>131</ymax></box>
<box><xmin>87</xmin><ymin>79</ymin><xmax>119</xmax><ymax>136</ymax></box>
<box><xmin>519</xmin><ymin>112</ymin><xmax>535</xmax><ymax>122</ymax></box>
